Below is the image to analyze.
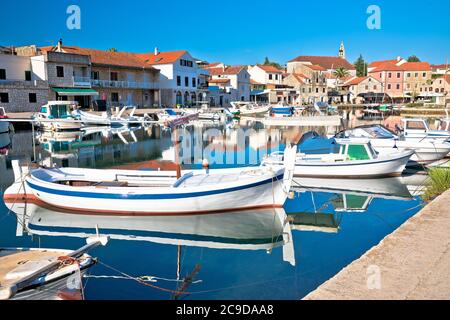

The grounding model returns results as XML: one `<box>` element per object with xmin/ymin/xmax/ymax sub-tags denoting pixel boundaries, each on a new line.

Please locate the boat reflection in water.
<box><xmin>5</xmin><ymin>199</ymin><xmax>296</xmax><ymax>267</ymax></box>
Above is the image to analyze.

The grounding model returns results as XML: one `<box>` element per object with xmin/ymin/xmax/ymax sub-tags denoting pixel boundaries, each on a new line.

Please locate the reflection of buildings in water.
<box><xmin>5</xmin><ymin>199</ymin><xmax>295</xmax><ymax>266</ymax></box>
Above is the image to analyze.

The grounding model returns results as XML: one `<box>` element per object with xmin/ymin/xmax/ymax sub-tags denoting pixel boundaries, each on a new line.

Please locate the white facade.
<box><xmin>150</xmin><ymin>52</ymin><xmax>204</xmax><ymax>107</ymax></box>
<box><xmin>248</xmin><ymin>65</ymin><xmax>283</xmax><ymax>85</ymax></box>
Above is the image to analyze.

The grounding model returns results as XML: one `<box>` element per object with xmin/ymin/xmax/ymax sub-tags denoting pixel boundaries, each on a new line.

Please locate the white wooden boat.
<box><xmin>262</xmin><ymin>139</ymin><xmax>413</xmax><ymax>178</ymax></box>
<box><xmin>0</xmin><ymin>237</ymin><xmax>108</xmax><ymax>300</ymax></box>
<box><xmin>183</xmin><ymin>108</ymin><xmax>221</xmax><ymax>121</ymax></box>
<box><xmin>35</xmin><ymin>101</ymin><xmax>81</xmax><ymax>131</ymax></box>
<box><xmin>335</xmin><ymin>125</ymin><xmax>450</xmax><ymax>164</ymax></box>
<box><xmin>0</xmin><ymin>107</ymin><xmax>11</xmax><ymax>134</ymax></box>
<box><xmin>20</xmin><ymin>145</ymin><xmax>296</xmax><ymax>214</ymax></box>
<box><xmin>230</xmin><ymin>102</ymin><xmax>271</xmax><ymax>117</ymax></box>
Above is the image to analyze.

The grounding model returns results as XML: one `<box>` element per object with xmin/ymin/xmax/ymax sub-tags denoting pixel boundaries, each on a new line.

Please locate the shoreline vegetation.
<box><xmin>422</xmin><ymin>167</ymin><xmax>450</xmax><ymax>202</ymax></box>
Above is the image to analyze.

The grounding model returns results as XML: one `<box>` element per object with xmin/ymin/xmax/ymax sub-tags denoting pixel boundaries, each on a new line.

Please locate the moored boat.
<box><xmin>335</xmin><ymin>124</ymin><xmax>450</xmax><ymax>165</ymax></box>
<box><xmin>262</xmin><ymin>138</ymin><xmax>413</xmax><ymax>178</ymax></box>
<box><xmin>230</xmin><ymin>102</ymin><xmax>271</xmax><ymax>117</ymax></box>
<box><xmin>18</xmin><ymin>145</ymin><xmax>296</xmax><ymax>215</ymax></box>
<box><xmin>35</xmin><ymin>101</ymin><xmax>81</xmax><ymax>131</ymax></box>
<box><xmin>0</xmin><ymin>237</ymin><xmax>108</xmax><ymax>300</ymax></box>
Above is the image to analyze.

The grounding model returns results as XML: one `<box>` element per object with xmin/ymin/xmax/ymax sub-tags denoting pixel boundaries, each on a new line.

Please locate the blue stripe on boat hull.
<box><xmin>26</xmin><ymin>173</ymin><xmax>285</xmax><ymax>200</ymax></box>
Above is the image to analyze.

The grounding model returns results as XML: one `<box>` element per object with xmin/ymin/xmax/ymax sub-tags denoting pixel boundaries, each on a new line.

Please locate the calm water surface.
<box><xmin>0</xmin><ymin>120</ymin><xmax>425</xmax><ymax>299</ymax></box>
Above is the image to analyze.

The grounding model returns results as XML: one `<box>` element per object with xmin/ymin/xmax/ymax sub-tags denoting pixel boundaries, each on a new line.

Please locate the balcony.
<box><xmin>73</xmin><ymin>77</ymin><xmax>158</xmax><ymax>90</ymax></box>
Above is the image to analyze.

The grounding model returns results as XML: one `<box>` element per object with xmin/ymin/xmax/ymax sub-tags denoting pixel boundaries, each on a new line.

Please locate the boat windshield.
<box><xmin>404</xmin><ymin>120</ymin><xmax>427</xmax><ymax>130</ymax></box>
<box><xmin>346</xmin><ymin>144</ymin><xmax>370</xmax><ymax>160</ymax></box>
<box><xmin>361</xmin><ymin>125</ymin><xmax>395</xmax><ymax>139</ymax></box>
<box><xmin>50</xmin><ymin>105</ymin><xmax>70</xmax><ymax>118</ymax></box>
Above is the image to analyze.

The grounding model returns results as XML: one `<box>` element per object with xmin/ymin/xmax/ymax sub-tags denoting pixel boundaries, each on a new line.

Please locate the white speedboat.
<box><xmin>263</xmin><ymin>139</ymin><xmax>413</xmax><ymax>178</ymax></box>
<box><xmin>35</xmin><ymin>101</ymin><xmax>81</xmax><ymax>131</ymax></box>
<box><xmin>335</xmin><ymin>125</ymin><xmax>450</xmax><ymax>165</ymax></box>
<box><xmin>399</xmin><ymin>118</ymin><xmax>450</xmax><ymax>142</ymax></box>
<box><xmin>73</xmin><ymin>106</ymin><xmax>154</xmax><ymax>127</ymax></box>
<box><xmin>230</xmin><ymin>102</ymin><xmax>271</xmax><ymax>117</ymax></box>
<box><xmin>183</xmin><ymin>108</ymin><xmax>221</xmax><ymax>121</ymax></box>
<box><xmin>0</xmin><ymin>107</ymin><xmax>11</xmax><ymax>133</ymax></box>
<box><xmin>19</xmin><ymin>145</ymin><xmax>296</xmax><ymax>215</ymax></box>
<box><xmin>0</xmin><ymin>237</ymin><xmax>107</xmax><ymax>300</ymax></box>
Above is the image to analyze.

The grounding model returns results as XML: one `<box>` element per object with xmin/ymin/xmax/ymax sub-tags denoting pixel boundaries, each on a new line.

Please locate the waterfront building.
<box><xmin>248</xmin><ymin>64</ymin><xmax>283</xmax><ymax>86</ymax></box>
<box><xmin>207</xmin><ymin>65</ymin><xmax>251</xmax><ymax>102</ymax></box>
<box><xmin>0</xmin><ymin>51</ymin><xmax>49</xmax><ymax>112</ymax></box>
<box><xmin>339</xmin><ymin>76</ymin><xmax>384</xmax><ymax>104</ymax></box>
<box><xmin>136</xmin><ymin>48</ymin><xmax>205</xmax><ymax>107</ymax></box>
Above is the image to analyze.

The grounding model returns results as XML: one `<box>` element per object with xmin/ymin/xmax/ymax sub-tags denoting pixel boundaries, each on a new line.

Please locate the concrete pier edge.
<box><xmin>303</xmin><ymin>188</ymin><xmax>450</xmax><ymax>300</ymax></box>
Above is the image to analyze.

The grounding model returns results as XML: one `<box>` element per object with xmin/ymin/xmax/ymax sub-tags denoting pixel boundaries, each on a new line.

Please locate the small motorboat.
<box><xmin>0</xmin><ymin>236</ymin><xmax>108</xmax><ymax>300</ymax></box>
<box><xmin>35</xmin><ymin>101</ymin><xmax>81</xmax><ymax>131</ymax></box>
<box><xmin>398</xmin><ymin>118</ymin><xmax>450</xmax><ymax>142</ymax></box>
<box><xmin>229</xmin><ymin>102</ymin><xmax>271</xmax><ymax>117</ymax></box>
<box><xmin>270</xmin><ymin>104</ymin><xmax>294</xmax><ymax>117</ymax></box>
<box><xmin>0</xmin><ymin>107</ymin><xmax>11</xmax><ymax>134</ymax></box>
<box><xmin>19</xmin><ymin>145</ymin><xmax>296</xmax><ymax>214</ymax></box>
<box><xmin>183</xmin><ymin>108</ymin><xmax>221</xmax><ymax>121</ymax></box>
<box><xmin>262</xmin><ymin>138</ymin><xmax>413</xmax><ymax>178</ymax></box>
<box><xmin>335</xmin><ymin>124</ymin><xmax>450</xmax><ymax>165</ymax></box>
<box><xmin>73</xmin><ymin>106</ymin><xmax>155</xmax><ymax>128</ymax></box>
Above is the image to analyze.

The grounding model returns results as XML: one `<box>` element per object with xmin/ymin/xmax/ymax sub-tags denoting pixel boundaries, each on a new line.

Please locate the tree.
<box><xmin>333</xmin><ymin>67</ymin><xmax>350</xmax><ymax>79</ymax></box>
<box><xmin>407</xmin><ymin>55</ymin><xmax>420</xmax><ymax>62</ymax></box>
<box><xmin>263</xmin><ymin>57</ymin><xmax>282</xmax><ymax>70</ymax></box>
<box><xmin>107</xmin><ymin>48</ymin><xmax>118</xmax><ymax>53</ymax></box>
<box><xmin>354</xmin><ymin>54</ymin><xmax>368</xmax><ymax>77</ymax></box>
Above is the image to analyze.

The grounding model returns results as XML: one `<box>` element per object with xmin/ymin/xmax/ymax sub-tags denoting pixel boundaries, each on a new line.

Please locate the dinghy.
<box><xmin>19</xmin><ymin>145</ymin><xmax>296</xmax><ymax>215</ymax></box>
<box><xmin>335</xmin><ymin>124</ymin><xmax>450</xmax><ymax>164</ymax></box>
<box><xmin>0</xmin><ymin>236</ymin><xmax>108</xmax><ymax>300</ymax></box>
<box><xmin>262</xmin><ymin>139</ymin><xmax>413</xmax><ymax>178</ymax></box>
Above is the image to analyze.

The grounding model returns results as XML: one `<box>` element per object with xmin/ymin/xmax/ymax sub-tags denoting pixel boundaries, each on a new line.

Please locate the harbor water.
<box><xmin>0</xmin><ymin>120</ymin><xmax>426</xmax><ymax>299</ymax></box>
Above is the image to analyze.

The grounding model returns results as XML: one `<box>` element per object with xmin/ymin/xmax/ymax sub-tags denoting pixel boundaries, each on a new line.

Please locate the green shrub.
<box><xmin>422</xmin><ymin>167</ymin><xmax>450</xmax><ymax>202</ymax></box>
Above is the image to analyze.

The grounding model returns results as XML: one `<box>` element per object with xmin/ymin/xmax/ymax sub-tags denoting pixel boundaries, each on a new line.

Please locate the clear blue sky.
<box><xmin>1</xmin><ymin>0</ymin><xmax>448</xmax><ymax>65</ymax></box>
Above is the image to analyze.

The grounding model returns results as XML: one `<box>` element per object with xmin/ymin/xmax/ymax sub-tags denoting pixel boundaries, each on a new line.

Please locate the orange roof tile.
<box><xmin>208</xmin><ymin>66</ymin><xmax>245</xmax><ymax>76</ymax></box>
<box><xmin>399</xmin><ymin>62</ymin><xmax>431</xmax><ymax>71</ymax></box>
<box><xmin>256</xmin><ymin>64</ymin><xmax>283</xmax><ymax>73</ymax></box>
<box><xmin>41</xmin><ymin>46</ymin><xmax>159</xmax><ymax>70</ymax></box>
<box><xmin>368</xmin><ymin>59</ymin><xmax>401</xmax><ymax>68</ymax></box>
<box><xmin>135</xmin><ymin>50</ymin><xmax>187</xmax><ymax>65</ymax></box>
<box><xmin>289</xmin><ymin>55</ymin><xmax>355</xmax><ymax>70</ymax></box>
<box><xmin>209</xmin><ymin>78</ymin><xmax>230</xmax><ymax>84</ymax></box>
<box><xmin>344</xmin><ymin>76</ymin><xmax>367</xmax><ymax>86</ymax></box>
<box><xmin>370</xmin><ymin>62</ymin><xmax>404</xmax><ymax>72</ymax></box>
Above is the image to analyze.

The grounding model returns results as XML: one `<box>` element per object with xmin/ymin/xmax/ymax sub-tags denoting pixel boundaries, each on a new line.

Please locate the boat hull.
<box><xmin>369</xmin><ymin>140</ymin><xmax>450</xmax><ymax>164</ymax></box>
<box><xmin>292</xmin><ymin>153</ymin><xmax>412</xmax><ymax>178</ymax></box>
<box><xmin>24</xmin><ymin>168</ymin><xmax>288</xmax><ymax>215</ymax></box>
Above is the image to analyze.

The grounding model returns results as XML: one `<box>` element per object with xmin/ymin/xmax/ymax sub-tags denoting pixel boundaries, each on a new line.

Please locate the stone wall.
<box><xmin>0</xmin><ymin>81</ymin><xmax>49</xmax><ymax>112</ymax></box>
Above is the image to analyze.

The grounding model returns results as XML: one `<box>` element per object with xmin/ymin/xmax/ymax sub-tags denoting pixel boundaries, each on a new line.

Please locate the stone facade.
<box><xmin>0</xmin><ymin>81</ymin><xmax>49</xmax><ymax>112</ymax></box>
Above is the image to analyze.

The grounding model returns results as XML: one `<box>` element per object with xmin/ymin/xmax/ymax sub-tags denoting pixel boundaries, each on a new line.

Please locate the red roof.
<box><xmin>370</xmin><ymin>62</ymin><xmax>404</xmax><ymax>72</ymax></box>
<box><xmin>40</xmin><ymin>46</ymin><xmax>163</xmax><ymax>70</ymax></box>
<box><xmin>203</xmin><ymin>62</ymin><xmax>222</xmax><ymax>69</ymax></box>
<box><xmin>291</xmin><ymin>73</ymin><xmax>307</xmax><ymax>84</ymax></box>
<box><xmin>135</xmin><ymin>50</ymin><xmax>187</xmax><ymax>65</ymax></box>
<box><xmin>445</xmin><ymin>75</ymin><xmax>450</xmax><ymax>84</ymax></box>
<box><xmin>208</xmin><ymin>66</ymin><xmax>245</xmax><ymax>75</ymax></box>
<box><xmin>306</xmin><ymin>64</ymin><xmax>326</xmax><ymax>71</ymax></box>
<box><xmin>209</xmin><ymin>78</ymin><xmax>230</xmax><ymax>84</ymax></box>
<box><xmin>288</xmin><ymin>55</ymin><xmax>355</xmax><ymax>70</ymax></box>
<box><xmin>250</xmin><ymin>79</ymin><xmax>263</xmax><ymax>85</ymax></box>
<box><xmin>344</xmin><ymin>76</ymin><xmax>367</xmax><ymax>86</ymax></box>
<box><xmin>399</xmin><ymin>62</ymin><xmax>431</xmax><ymax>71</ymax></box>
<box><xmin>368</xmin><ymin>59</ymin><xmax>401</xmax><ymax>68</ymax></box>
<box><xmin>431</xmin><ymin>64</ymin><xmax>449</xmax><ymax>70</ymax></box>
<box><xmin>256</xmin><ymin>64</ymin><xmax>283</xmax><ymax>73</ymax></box>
